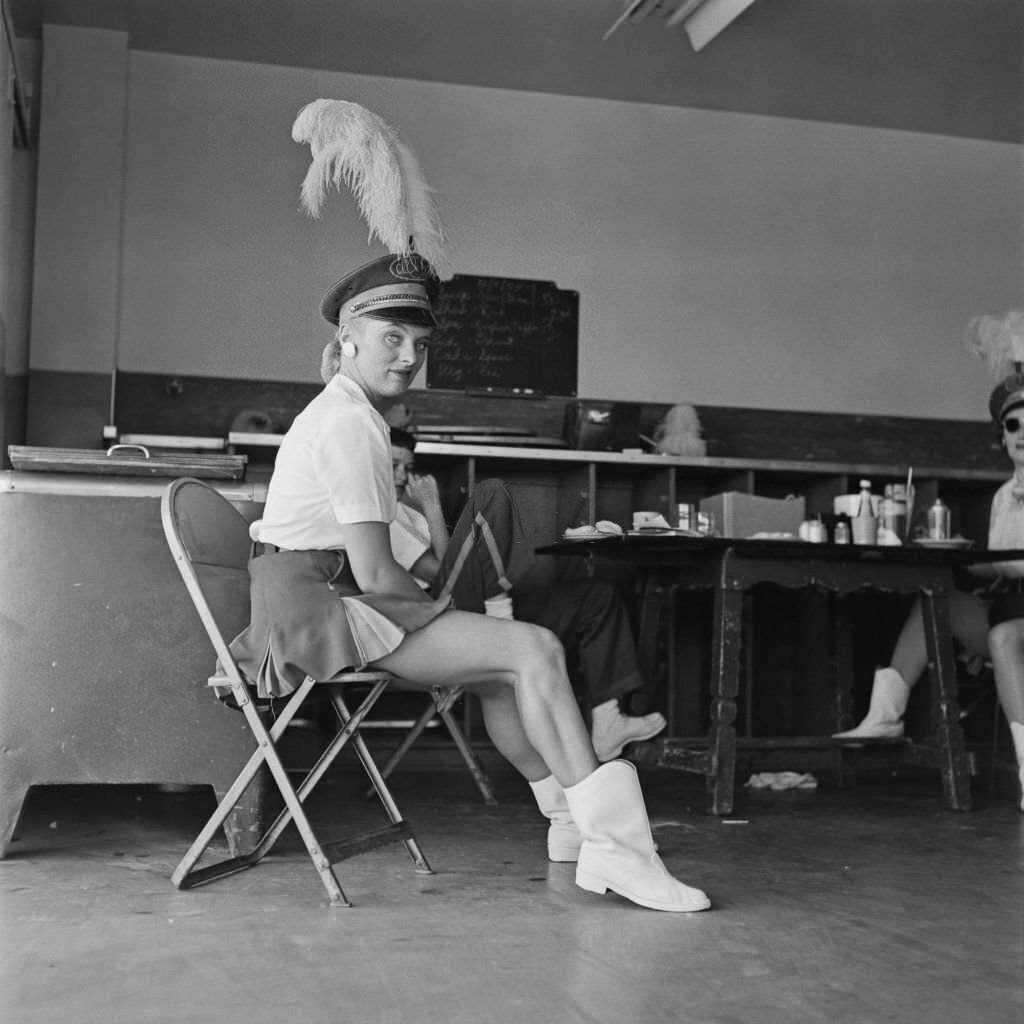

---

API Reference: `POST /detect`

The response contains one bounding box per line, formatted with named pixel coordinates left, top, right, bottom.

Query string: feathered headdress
left=291, top=99, right=448, bottom=275
left=964, top=310, right=1024, bottom=382
left=964, top=310, right=1024, bottom=421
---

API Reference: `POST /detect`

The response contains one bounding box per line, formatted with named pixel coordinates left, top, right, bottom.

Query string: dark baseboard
left=112, top=370, right=1003, bottom=471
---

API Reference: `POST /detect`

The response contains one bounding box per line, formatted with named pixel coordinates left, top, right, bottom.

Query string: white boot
left=590, top=699, right=667, bottom=762
left=1009, top=722, right=1024, bottom=813
left=563, top=760, right=710, bottom=913
left=528, top=775, right=582, bottom=862
left=832, top=667, right=911, bottom=742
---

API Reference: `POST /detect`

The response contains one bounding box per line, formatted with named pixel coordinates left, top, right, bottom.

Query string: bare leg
left=375, top=611, right=709, bottom=912
left=891, top=590, right=990, bottom=688
left=835, top=589, right=992, bottom=740
left=987, top=619, right=1024, bottom=724
left=371, top=610, right=598, bottom=786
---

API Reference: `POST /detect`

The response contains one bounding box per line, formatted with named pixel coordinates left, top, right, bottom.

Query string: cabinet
left=0, top=472, right=269, bottom=857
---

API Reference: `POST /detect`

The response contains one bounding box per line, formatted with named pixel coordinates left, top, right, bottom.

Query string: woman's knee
left=510, top=621, right=567, bottom=679
left=988, top=619, right=1024, bottom=658
left=471, top=478, right=515, bottom=510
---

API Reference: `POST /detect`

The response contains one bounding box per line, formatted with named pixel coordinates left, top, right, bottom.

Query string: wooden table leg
left=831, top=597, right=856, bottom=788
left=921, top=588, right=972, bottom=811
left=707, top=580, right=742, bottom=815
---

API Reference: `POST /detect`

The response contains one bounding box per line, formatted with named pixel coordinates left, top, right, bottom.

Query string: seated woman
left=229, top=254, right=710, bottom=911
left=834, top=371, right=1024, bottom=810
left=387, top=426, right=667, bottom=762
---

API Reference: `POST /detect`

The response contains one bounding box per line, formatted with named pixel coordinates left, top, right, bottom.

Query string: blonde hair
left=320, top=336, right=342, bottom=384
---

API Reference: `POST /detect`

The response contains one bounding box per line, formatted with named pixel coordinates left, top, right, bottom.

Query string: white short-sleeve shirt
left=390, top=502, right=432, bottom=572
left=251, top=374, right=396, bottom=550
left=987, top=476, right=1024, bottom=578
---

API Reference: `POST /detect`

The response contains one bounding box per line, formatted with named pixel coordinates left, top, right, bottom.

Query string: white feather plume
left=964, top=310, right=1024, bottom=381
left=291, top=99, right=448, bottom=274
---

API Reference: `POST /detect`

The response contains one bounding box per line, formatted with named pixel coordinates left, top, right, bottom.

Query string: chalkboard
left=426, top=274, right=578, bottom=396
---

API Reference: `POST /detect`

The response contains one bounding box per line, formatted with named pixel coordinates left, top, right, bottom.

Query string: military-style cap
left=319, top=253, right=440, bottom=327
left=989, top=372, right=1024, bottom=422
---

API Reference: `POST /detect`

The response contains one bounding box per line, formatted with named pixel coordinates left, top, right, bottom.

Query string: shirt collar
left=328, top=372, right=373, bottom=407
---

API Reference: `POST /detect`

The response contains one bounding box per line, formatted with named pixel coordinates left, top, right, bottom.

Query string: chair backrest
left=161, top=478, right=253, bottom=664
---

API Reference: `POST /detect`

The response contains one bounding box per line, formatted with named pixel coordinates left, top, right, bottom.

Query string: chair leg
left=171, top=677, right=354, bottom=906
left=365, top=686, right=499, bottom=805
left=331, top=691, right=433, bottom=875
left=370, top=700, right=441, bottom=790
left=174, top=677, right=424, bottom=907
left=439, top=703, right=499, bottom=806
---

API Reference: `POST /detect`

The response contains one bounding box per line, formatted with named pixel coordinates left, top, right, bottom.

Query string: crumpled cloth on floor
left=745, top=771, right=818, bottom=791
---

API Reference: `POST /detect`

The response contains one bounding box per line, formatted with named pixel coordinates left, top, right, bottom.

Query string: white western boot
left=590, top=699, right=667, bottom=762
left=562, top=760, right=710, bottom=913
left=832, top=667, right=911, bottom=742
left=1009, top=722, right=1024, bottom=813
left=528, top=775, right=582, bottom=862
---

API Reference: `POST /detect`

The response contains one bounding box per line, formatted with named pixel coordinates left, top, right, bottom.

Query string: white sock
left=592, top=698, right=621, bottom=722
left=1010, top=723, right=1024, bottom=811
left=1010, top=721, right=1024, bottom=765
left=484, top=594, right=514, bottom=620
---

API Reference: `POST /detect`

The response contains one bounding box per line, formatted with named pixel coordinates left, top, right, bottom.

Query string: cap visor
left=361, top=307, right=437, bottom=327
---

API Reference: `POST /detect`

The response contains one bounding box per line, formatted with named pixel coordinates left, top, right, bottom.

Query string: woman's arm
left=403, top=473, right=450, bottom=562
left=340, top=521, right=433, bottom=602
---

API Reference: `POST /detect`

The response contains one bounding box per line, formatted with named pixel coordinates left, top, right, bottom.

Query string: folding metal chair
left=368, top=683, right=498, bottom=805
left=161, top=477, right=433, bottom=907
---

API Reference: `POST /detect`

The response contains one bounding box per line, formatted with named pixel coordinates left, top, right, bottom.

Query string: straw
left=904, top=467, right=914, bottom=540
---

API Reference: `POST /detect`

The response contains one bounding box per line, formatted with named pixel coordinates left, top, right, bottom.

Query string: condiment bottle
left=853, top=479, right=877, bottom=545
left=927, top=498, right=951, bottom=540
left=857, top=479, right=873, bottom=517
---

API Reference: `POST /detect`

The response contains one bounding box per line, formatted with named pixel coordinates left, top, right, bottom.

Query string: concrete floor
left=3, top=757, right=1023, bottom=1024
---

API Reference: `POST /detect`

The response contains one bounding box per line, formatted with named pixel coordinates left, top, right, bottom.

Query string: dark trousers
left=430, top=479, right=644, bottom=708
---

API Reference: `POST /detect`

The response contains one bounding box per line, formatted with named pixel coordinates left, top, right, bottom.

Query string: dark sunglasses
left=1003, top=417, right=1024, bottom=433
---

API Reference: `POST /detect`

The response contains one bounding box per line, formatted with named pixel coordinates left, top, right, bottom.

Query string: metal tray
left=7, top=444, right=247, bottom=480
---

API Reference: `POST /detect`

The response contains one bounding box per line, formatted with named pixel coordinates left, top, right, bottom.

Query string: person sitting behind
left=834, top=372, right=1024, bottom=811
left=387, top=426, right=667, bottom=762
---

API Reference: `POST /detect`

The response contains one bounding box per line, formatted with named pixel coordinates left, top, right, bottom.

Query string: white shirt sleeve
left=390, top=503, right=432, bottom=570
left=313, top=404, right=396, bottom=525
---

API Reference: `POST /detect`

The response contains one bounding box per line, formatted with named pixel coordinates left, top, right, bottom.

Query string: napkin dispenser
left=700, top=491, right=805, bottom=538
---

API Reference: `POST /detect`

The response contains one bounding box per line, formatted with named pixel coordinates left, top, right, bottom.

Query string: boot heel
left=575, top=867, right=609, bottom=895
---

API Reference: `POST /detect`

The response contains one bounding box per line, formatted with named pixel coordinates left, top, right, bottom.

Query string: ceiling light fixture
left=602, top=0, right=759, bottom=52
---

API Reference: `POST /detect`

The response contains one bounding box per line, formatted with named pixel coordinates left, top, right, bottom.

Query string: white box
left=699, top=491, right=806, bottom=538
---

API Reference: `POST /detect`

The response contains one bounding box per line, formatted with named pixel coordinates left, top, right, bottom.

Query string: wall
left=0, top=22, right=36, bottom=458
left=23, top=25, right=1024, bottom=446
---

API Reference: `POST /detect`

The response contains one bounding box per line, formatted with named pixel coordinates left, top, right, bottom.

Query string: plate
left=911, top=537, right=974, bottom=550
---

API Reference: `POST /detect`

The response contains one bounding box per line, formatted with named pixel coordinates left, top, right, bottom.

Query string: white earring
left=341, top=340, right=356, bottom=358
